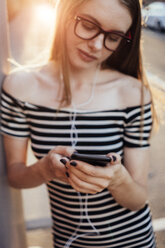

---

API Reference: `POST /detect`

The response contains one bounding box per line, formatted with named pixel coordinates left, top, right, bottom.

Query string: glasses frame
left=74, top=16, right=132, bottom=52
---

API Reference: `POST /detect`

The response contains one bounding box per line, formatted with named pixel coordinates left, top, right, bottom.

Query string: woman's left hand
left=66, top=153, right=124, bottom=194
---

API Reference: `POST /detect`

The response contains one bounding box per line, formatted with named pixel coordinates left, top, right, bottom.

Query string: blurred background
left=1, top=0, right=165, bottom=247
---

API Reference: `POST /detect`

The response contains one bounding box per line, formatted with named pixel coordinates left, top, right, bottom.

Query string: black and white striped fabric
left=1, top=89, right=156, bottom=248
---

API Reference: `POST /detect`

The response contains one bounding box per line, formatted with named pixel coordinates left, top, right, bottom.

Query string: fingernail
left=60, top=159, right=67, bottom=165
left=112, top=156, right=117, bottom=162
left=108, top=157, right=112, bottom=163
left=66, top=172, right=69, bottom=178
left=70, top=161, right=77, bottom=167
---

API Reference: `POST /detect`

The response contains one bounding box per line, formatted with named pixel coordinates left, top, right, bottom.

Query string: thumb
left=107, top=153, right=121, bottom=165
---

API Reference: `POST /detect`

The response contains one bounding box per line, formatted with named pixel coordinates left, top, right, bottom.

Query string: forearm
left=7, top=156, right=48, bottom=189
left=6, top=145, right=73, bottom=189
left=108, top=166, right=147, bottom=211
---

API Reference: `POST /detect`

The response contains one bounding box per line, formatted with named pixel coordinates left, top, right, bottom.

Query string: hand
left=66, top=153, right=124, bottom=194
left=39, top=146, right=75, bottom=183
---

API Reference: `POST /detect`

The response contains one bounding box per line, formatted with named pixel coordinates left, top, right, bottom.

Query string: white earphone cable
left=64, top=193, right=100, bottom=248
left=64, top=66, right=100, bottom=247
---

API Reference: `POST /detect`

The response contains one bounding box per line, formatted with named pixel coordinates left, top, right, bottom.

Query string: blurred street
left=142, top=29, right=165, bottom=248
left=142, top=28, right=165, bottom=82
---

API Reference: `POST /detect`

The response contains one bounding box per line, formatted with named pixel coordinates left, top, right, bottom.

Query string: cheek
left=65, top=22, right=77, bottom=49
left=66, top=37, right=79, bottom=62
left=66, top=31, right=74, bottom=50
left=66, top=31, right=80, bottom=57
left=66, top=19, right=85, bottom=48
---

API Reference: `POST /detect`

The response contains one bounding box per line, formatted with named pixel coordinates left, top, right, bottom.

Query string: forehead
left=77, top=0, right=132, bottom=32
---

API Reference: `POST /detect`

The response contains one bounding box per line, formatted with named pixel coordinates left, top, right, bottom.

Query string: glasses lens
left=75, top=17, right=129, bottom=52
left=105, top=32, right=122, bottom=50
left=76, top=19, right=99, bottom=40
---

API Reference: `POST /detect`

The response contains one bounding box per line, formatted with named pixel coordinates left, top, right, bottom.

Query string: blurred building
left=0, top=2, right=55, bottom=248
left=8, top=0, right=56, bottom=230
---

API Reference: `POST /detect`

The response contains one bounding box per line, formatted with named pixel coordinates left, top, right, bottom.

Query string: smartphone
left=71, top=152, right=111, bottom=167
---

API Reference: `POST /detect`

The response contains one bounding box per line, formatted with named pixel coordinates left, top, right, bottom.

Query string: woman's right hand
left=39, top=146, right=75, bottom=183
left=3, top=134, right=75, bottom=188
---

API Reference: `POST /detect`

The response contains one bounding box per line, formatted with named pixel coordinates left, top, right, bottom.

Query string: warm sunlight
left=35, top=2, right=56, bottom=24
left=29, top=2, right=56, bottom=62
left=9, top=1, right=56, bottom=65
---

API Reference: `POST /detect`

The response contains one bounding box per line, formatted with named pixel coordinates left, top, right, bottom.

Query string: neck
left=68, top=65, right=101, bottom=87
left=72, top=68, right=99, bottom=109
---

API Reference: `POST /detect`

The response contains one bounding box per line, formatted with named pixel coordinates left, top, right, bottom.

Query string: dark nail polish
left=66, top=172, right=69, bottom=178
left=112, top=156, right=117, bottom=162
left=60, top=159, right=67, bottom=165
left=108, top=157, right=112, bottom=163
left=70, top=161, right=77, bottom=167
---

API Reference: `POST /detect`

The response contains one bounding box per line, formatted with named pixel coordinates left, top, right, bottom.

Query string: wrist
left=36, top=155, right=51, bottom=183
left=108, top=164, right=130, bottom=191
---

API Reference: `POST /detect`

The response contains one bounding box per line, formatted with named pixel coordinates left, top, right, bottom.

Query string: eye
left=107, top=33, right=122, bottom=42
left=81, top=20, right=98, bottom=32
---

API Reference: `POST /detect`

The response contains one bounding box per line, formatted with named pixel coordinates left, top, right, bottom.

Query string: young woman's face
left=66, top=0, right=132, bottom=71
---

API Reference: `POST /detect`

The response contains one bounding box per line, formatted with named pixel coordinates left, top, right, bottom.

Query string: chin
left=69, top=58, right=96, bottom=71
left=68, top=49, right=96, bottom=70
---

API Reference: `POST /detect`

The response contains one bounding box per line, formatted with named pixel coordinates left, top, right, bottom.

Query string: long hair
left=50, top=0, right=156, bottom=128
left=50, top=0, right=88, bottom=106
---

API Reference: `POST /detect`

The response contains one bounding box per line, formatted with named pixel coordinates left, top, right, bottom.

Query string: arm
left=109, top=81, right=152, bottom=209
left=1, top=73, right=74, bottom=189
left=107, top=147, right=149, bottom=210
left=3, top=135, right=74, bottom=189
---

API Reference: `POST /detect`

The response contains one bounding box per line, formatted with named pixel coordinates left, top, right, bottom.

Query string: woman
left=1, top=0, right=156, bottom=247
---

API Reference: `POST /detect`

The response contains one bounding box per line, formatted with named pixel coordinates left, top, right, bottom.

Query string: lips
left=78, top=49, right=97, bottom=62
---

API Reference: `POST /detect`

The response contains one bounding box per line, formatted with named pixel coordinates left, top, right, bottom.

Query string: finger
left=49, top=152, right=64, bottom=167
left=69, top=159, right=122, bottom=181
left=68, top=172, right=103, bottom=194
left=68, top=165, right=109, bottom=189
left=107, top=153, right=121, bottom=165
left=42, top=152, right=68, bottom=182
left=60, top=156, right=70, bottom=168
left=51, top=154, right=70, bottom=183
left=53, top=146, right=75, bottom=158
left=69, top=159, right=112, bottom=180
left=69, top=159, right=98, bottom=177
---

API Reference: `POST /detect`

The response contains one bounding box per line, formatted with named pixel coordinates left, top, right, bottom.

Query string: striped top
left=1, top=89, right=156, bottom=248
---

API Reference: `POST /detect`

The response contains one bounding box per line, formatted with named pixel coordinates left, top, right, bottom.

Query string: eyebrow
left=79, top=13, right=126, bottom=35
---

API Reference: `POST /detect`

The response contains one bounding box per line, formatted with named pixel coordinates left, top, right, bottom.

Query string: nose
left=87, top=33, right=104, bottom=51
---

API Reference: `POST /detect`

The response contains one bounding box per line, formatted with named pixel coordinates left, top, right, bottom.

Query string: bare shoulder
left=118, top=74, right=151, bottom=108
left=2, top=69, right=39, bottom=101
left=2, top=61, right=57, bottom=103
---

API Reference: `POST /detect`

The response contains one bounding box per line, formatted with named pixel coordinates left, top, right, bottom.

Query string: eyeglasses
left=74, top=16, right=131, bottom=52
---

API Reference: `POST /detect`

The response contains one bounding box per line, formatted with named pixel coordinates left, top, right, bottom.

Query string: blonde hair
left=50, top=0, right=158, bottom=132
left=50, top=0, right=88, bottom=106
